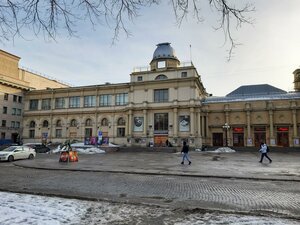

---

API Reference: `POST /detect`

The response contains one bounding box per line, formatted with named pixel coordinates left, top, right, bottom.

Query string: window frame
left=69, top=96, right=81, bottom=108
left=115, top=93, right=128, bottom=106
left=29, top=99, right=39, bottom=110
left=99, top=94, right=112, bottom=106
left=154, top=89, right=169, bottom=103
left=41, top=98, right=52, bottom=110
left=84, top=95, right=96, bottom=107
left=55, top=97, right=65, bottom=109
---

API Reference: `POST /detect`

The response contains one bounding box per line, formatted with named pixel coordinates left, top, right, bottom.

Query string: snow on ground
left=0, top=191, right=298, bottom=225
left=195, top=147, right=236, bottom=153
left=51, top=142, right=108, bottom=154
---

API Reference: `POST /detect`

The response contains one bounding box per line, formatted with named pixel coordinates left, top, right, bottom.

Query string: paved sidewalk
left=14, top=151, right=300, bottom=181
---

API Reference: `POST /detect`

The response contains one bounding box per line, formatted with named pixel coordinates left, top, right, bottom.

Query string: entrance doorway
left=277, top=132, right=289, bottom=147
left=11, top=133, right=19, bottom=143
left=233, top=133, right=244, bottom=146
left=254, top=133, right=266, bottom=147
left=212, top=133, right=223, bottom=146
left=254, top=127, right=266, bottom=147
left=154, top=135, right=168, bottom=147
left=277, top=127, right=289, bottom=147
left=232, top=127, right=244, bottom=147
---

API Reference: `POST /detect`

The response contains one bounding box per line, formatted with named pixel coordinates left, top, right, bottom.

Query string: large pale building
left=22, top=43, right=207, bottom=147
left=2, top=43, right=300, bottom=148
left=0, top=49, right=69, bottom=144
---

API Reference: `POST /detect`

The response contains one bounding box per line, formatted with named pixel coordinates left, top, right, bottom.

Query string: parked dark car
left=24, top=143, right=50, bottom=153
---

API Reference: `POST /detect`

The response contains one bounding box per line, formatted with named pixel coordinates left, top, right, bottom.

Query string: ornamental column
left=128, top=110, right=132, bottom=136
left=173, top=108, right=178, bottom=137
left=269, top=110, right=274, bottom=145
left=190, top=107, right=195, bottom=136
left=143, top=109, right=147, bottom=136
left=197, top=110, right=202, bottom=137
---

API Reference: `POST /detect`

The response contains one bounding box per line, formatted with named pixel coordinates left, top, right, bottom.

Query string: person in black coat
left=181, top=141, right=191, bottom=165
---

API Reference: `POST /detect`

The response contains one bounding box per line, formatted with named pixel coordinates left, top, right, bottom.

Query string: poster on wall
left=133, top=117, right=144, bottom=132
left=179, top=116, right=190, bottom=132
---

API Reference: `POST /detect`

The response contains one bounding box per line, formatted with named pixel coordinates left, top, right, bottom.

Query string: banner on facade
left=133, top=117, right=144, bottom=132
left=179, top=116, right=190, bottom=132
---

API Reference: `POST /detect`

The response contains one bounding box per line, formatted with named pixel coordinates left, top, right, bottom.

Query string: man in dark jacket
left=181, top=141, right=191, bottom=165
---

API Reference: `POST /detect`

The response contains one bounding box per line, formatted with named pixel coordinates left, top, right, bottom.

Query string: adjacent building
left=1, top=43, right=300, bottom=147
left=0, top=49, right=69, bottom=144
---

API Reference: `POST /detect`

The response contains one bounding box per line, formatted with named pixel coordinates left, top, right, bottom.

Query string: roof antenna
left=189, top=44, right=193, bottom=64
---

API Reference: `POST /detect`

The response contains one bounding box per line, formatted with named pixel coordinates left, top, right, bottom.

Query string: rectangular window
left=84, top=96, right=96, bottom=107
left=157, top=61, right=166, bottom=68
left=16, top=122, right=20, bottom=128
left=13, top=95, right=17, bottom=102
left=29, top=99, right=39, bottom=110
left=29, top=130, right=35, bottom=138
left=12, top=108, right=16, bottom=115
left=154, top=89, right=169, bottom=102
left=3, top=106, right=7, bottom=114
left=117, top=128, right=125, bottom=137
left=16, top=109, right=22, bottom=116
left=2, top=120, right=6, bottom=127
left=137, top=76, right=143, bottom=81
left=4, top=93, right=8, bottom=100
left=18, top=96, right=22, bottom=103
left=116, top=93, right=128, bottom=106
left=55, top=98, right=65, bottom=109
left=1, top=132, right=5, bottom=139
left=181, top=72, right=187, bottom=77
left=69, top=96, right=80, bottom=108
left=41, top=99, right=51, bottom=110
left=154, top=113, right=168, bottom=131
left=11, top=121, right=15, bottom=128
left=55, top=129, right=62, bottom=138
left=99, top=94, right=112, bottom=106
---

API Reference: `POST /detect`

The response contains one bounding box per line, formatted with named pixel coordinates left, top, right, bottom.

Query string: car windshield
left=0, top=146, right=18, bottom=152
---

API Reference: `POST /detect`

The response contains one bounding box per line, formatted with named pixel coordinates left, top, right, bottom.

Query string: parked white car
left=0, top=146, right=36, bottom=162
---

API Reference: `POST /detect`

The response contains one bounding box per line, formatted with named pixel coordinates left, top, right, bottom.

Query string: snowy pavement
left=1, top=191, right=299, bottom=225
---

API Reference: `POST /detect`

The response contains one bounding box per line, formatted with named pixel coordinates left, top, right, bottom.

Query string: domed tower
left=293, top=68, right=300, bottom=92
left=150, top=43, right=180, bottom=71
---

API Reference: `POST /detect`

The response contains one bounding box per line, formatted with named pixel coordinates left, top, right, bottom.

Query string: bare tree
left=0, top=0, right=254, bottom=60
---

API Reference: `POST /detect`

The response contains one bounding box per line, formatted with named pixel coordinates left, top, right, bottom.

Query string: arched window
left=56, top=120, right=62, bottom=127
left=42, top=120, right=49, bottom=127
left=101, top=118, right=108, bottom=126
left=155, top=74, right=168, bottom=80
left=85, top=118, right=92, bottom=126
left=70, top=119, right=77, bottom=127
left=29, top=121, right=36, bottom=128
left=117, top=117, right=126, bottom=126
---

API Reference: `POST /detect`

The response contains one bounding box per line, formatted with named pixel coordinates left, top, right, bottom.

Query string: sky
left=0, top=191, right=298, bottom=224
left=1, top=0, right=300, bottom=96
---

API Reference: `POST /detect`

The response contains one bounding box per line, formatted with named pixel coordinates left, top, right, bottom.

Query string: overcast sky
left=1, top=0, right=299, bottom=96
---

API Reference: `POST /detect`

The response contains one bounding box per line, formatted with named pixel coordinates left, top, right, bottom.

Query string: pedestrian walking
left=259, top=142, right=272, bottom=163
left=181, top=141, right=191, bottom=165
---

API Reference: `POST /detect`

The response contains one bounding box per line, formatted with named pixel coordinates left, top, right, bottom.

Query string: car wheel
left=28, top=154, right=34, bottom=160
left=8, top=155, right=14, bottom=162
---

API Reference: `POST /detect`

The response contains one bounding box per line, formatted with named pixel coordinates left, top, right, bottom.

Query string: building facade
left=0, top=49, right=69, bottom=144
left=202, top=82, right=300, bottom=148
left=22, top=43, right=207, bottom=147
left=2, top=43, right=300, bottom=148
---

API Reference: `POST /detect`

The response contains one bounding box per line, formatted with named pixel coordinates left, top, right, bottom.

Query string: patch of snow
left=51, top=144, right=105, bottom=154
left=108, top=143, right=119, bottom=147
left=196, top=147, right=236, bottom=153
left=0, top=191, right=298, bottom=225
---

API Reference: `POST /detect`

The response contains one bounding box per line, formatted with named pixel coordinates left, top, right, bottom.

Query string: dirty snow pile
left=195, top=147, right=236, bottom=153
left=51, top=142, right=113, bottom=154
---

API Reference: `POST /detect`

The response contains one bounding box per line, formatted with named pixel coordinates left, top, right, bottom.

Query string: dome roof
left=152, top=43, right=178, bottom=60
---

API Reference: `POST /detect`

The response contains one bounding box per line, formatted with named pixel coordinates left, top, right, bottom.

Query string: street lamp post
left=222, top=123, right=231, bottom=147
